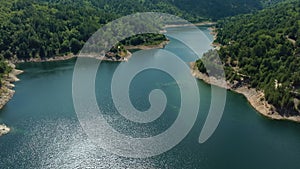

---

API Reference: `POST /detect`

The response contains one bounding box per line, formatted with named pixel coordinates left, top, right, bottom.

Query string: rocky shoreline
left=0, top=63, right=23, bottom=136
left=204, top=25, right=300, bottom=123
left=190, top=62, right=300, bottom=123
left=0, top=63, right=23, bottom=110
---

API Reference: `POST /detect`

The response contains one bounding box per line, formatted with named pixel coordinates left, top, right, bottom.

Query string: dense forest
left=197, top=0, right=300, bottom=115
left=0, top=0, right=274, bottom=60
left=43, top=0, right=267, bottom=21
left=0, top=0, right=273, bottom=84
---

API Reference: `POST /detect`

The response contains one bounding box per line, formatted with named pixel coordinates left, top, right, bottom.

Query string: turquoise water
left=1, top=27, right=300, bottom=168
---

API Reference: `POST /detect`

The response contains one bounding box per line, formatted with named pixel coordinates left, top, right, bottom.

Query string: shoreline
left=164, top=21, right=216, bottom=28
left=13, top=53, right=76, bottom=64
left=202, top=24, right=300, bottom=123
left=190, top=63, right=300, bottom=123
left=0, top=62, right=23, bottom=110
left=3, top=22, right=298, bottom=137
left=12, top=40, right=169, bottom=64
left=0, top=40, right=169, bottom=136
left=0, top=40, right=168, bottom=110
left=208, top=27, right=221, bottom=50
left=0, top=63, right=23, bottom=136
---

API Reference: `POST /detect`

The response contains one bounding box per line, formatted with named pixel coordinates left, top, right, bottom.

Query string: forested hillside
left=0, top=0, right=272, bottom=60
left=198, top=1, right=300, bottom=115
left=44, top=0, right=266, bottom=21
left=169, top=0, right=263, bottom=20
left=0, top=0, right=279, bottom=85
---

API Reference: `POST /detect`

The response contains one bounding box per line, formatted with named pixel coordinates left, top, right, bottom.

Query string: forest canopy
left=197, top=0, right=300, bottom=115
left=0, top=0, right=285, bottom=86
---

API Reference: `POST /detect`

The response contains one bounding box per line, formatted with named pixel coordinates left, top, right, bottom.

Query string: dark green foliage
left=0, top=0, right=267, bottom=61
left=71, top=0, right=266, bottom=21
left=0, top=57, right=11, bottom=87
left=212, top=0, right=300, bottom=115
left=170, top=0, right=263, bottom=21
left=0, top=0, right=170, bottom=60
left=0, top=0, right=104, bottom=59
left=120, top=34, right=166, bottom=46
left=0, top=59, right=10, bottom=75
left=0, top=0, right=283, bottom=87
left=196, top=59, right=207, bottom=74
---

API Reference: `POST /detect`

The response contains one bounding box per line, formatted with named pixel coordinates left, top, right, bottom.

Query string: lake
left=1, top=27, right=300, bottom=169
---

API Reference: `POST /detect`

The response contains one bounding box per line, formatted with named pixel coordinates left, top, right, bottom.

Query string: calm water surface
left=1, top=27, right=300, bottom=169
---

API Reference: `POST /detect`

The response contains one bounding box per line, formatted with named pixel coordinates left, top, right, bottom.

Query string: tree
left=70, top=38, right=82, bottom=54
